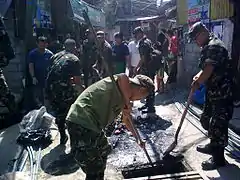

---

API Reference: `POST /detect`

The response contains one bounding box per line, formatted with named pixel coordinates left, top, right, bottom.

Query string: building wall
left=177, top=0, right=234, bottom=85
left=3, top=9, right=25, bottom=94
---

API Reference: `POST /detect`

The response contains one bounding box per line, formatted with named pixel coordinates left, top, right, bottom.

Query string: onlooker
left=112, top=32, right=130, bottom=74
left=128, top=37, right=140, bottom=77
left=28, top=36, right=53, bottom=107
left=167, top=29, right=178, bottom=84
left=156, top=29, right=169, bottom=93
left=48, top=35, right=63, bottom=54
left=95, top=30, right=113, bottom=77
left=82, top=29, right=99, bottom=87
left=133, top=27, right=156, bottom=114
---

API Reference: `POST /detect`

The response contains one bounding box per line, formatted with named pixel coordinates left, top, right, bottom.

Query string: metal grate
left=124, top=171, right=209, bottom=180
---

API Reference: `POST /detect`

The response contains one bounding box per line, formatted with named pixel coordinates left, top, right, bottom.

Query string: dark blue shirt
left=112, top=43, right=129, bottom=63
left=28, top=48, right=53, bottom=87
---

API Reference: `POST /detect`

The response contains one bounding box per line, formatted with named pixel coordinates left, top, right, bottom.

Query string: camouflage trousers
left=67, top=121, right=111, bottom=180
left=140, top=68, right=155, bottom=112
left=0, top=72, right=16, bottom=112
left=200, top=99, right=233, bottom=147
left=47, top=86, right=79, bottom=139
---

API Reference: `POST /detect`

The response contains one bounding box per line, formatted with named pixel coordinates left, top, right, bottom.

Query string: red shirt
left=169, top=36, right=178, bottom=56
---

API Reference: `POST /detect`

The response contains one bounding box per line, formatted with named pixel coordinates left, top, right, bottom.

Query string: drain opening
left=122, top=156, right=193, bottom=179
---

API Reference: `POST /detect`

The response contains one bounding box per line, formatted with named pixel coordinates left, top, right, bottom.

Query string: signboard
left=34, top=0, right=52, bottom=29
left=188, top=0, right=210, bottom=24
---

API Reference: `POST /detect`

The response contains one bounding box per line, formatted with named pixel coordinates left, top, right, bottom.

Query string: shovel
left=163, top=90, right=193, bottom=157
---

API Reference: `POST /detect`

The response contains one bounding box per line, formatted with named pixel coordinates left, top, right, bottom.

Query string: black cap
left=133, top=26, right=143, bottom=34
left=188, top=22, right=207, bottom=42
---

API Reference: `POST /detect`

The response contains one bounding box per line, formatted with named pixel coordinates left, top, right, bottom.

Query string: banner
left=188, top=0, right=210, bottom=24
left=0, top=0, right=12, bottom=16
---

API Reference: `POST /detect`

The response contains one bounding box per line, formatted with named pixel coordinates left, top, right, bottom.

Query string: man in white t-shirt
left=128, top=39, right=140, bottom=77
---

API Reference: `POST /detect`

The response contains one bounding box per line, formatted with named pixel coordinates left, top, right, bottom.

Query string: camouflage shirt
left=46, top=50, right=82, bottom=107
left=82, top=39, right=97, bottom=68
left=138, top=37, right=153, bottom=69
left=199, top=34, right=233, bottom=101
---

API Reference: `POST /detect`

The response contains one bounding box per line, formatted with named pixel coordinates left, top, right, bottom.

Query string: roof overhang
left=0, top=0, right=12, bottom=16
left=116, top=15, right=160, bottom=22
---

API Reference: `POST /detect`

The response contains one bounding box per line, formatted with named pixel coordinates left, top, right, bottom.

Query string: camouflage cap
left=129, top=74, right=155, bottom=92
left=188, top=21, right=208, bottom=42
left=96, top=31, right=105, bottom=38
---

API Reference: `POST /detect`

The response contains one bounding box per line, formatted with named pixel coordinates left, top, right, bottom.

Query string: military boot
left=201, top=147, right=226, bottom=170
left=196, top=142, right=214, bottom=155
left=138, top=104, right=148, bottom=111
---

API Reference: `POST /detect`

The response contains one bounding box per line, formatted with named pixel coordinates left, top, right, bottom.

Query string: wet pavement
left=1, top=89, right=240, bottom=180
left=108, top=107, right=174, bottom=169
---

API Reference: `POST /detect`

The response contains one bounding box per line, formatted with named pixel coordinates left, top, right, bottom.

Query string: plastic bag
left=19, top=106, right=55, bottom=133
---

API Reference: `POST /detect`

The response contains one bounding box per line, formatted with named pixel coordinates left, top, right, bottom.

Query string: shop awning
left=116, top=15, right=160, bottom=22
left=69, top=0, right=106, bottom=28
left=0, top=0, right=12, bottom=16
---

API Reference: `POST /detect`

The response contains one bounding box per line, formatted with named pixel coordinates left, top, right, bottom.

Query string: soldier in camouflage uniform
left=46, top=39, right=84, bottom=145
left=0, top=16, right=16, bottom=113
left=189, top=22, right=234, bottom=170
left=66, top=74, right=154, bottom=180
left=82, top=29, right=100, bottom=87
left=133, top=27, right=156, bottom=114
left=94, top=31, right=113, bottom=77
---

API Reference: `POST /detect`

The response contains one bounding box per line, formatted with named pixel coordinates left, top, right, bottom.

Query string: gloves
left=32, top=77, right=38, bottom=85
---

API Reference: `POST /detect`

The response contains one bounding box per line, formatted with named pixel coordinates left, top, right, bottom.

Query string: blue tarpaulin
left=193, top=84, right=206, bottom=105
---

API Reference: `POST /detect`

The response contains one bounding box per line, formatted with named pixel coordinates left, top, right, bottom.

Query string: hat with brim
left=129, top=77, right=141, bottom=86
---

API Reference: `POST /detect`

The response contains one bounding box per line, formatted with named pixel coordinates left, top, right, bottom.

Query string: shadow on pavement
left=211, top=164, right=240, bottom=180
left=41, top=145, right=80, bottom=176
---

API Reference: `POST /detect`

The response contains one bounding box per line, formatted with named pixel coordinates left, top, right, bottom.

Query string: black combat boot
left=142, top=107, right=156, bottom=114
left=196, top=142, right=214, bottom=155
left=138, top=104, right=148, bottom=111
left=201, top=147, right=226, bottom=170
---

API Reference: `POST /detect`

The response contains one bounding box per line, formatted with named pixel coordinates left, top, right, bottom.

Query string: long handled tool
left=82, top=10, right=153, bottom=165
left=163, top=90, right=193, bottom=157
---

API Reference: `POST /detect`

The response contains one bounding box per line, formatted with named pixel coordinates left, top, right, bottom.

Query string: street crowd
left=0, top=18, right=236, bottom=179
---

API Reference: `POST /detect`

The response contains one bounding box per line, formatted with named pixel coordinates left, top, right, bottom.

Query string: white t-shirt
left=128, top=40, right=140, bottom=67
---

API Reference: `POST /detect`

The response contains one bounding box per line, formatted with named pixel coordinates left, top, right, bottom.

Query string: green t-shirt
left=66, top=75, right=124, bottom=132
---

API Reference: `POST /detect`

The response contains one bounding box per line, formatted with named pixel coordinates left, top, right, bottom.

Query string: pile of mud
left=108, top=107, right=174, bottom=169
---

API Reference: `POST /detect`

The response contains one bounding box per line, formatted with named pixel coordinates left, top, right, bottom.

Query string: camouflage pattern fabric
left=199, top=34, right=234, bottom=148
left=0, top=71, right=16, bottom=112
left=138, top=37, right=155, bottom=112
left=98, top=41, right=113, bottom=78
left=46, top=51, right=83, bottom=137
left=200, top=98, right=233, bottom=147
left=0, top=17, right=16, bottom=112
left=67, top=121, right=111, bottom=180
left=82, top=39, right=99, bottom=87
